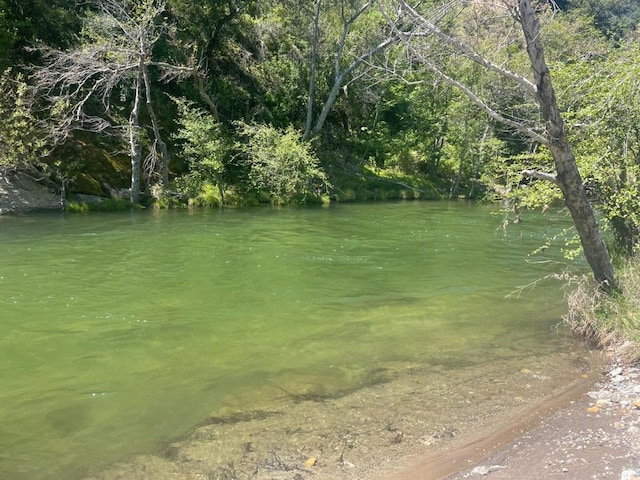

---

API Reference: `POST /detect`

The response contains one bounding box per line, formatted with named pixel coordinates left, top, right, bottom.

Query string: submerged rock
left=470, top=464, right=506, bottom=475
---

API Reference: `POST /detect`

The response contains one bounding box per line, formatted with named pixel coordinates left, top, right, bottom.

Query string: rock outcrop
left=0, top=172, right=61, bottom=214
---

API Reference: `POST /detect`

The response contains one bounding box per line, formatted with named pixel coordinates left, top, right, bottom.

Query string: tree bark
left=128, top=65, right=143, bottom=203
left=304, top=0, right=322, bottom=140
left=142, top=61, right=169, bottom=187
left=517, top=0, right=616, bottom=289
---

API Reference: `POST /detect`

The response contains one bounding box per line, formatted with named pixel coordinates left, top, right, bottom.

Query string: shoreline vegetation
left=565, top=260, right=640, bottom=364
left=63, top=166, right=446, bottom=213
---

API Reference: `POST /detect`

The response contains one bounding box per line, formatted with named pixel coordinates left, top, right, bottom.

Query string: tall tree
left=392, top=0, right=616, bottom=289
left=553, top=35, right=640, bottom=257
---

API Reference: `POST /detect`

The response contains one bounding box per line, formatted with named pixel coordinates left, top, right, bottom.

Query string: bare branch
left=382, top=11, right=549, bottom=146
left=396, top=0, right=537, bottom=95
left=522, top=169, right=557, bottom=183
left=32, top=0, right=186, bottom=202
left=309, top=1, right=403, bottom=136
left=150, top=61, right=196, bottom=81
left=422, top=55, right=548, bottom=144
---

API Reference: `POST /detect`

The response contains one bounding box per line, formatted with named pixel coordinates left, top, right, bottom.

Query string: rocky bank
left=0, top=172, right=61, bottom=214
left=441, top=349, right=640, bottom=480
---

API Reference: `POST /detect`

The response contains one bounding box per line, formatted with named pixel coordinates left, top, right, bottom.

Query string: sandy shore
left=377, top=373, right=596, bottom=479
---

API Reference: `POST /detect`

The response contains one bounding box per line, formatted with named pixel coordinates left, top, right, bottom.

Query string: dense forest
left=1, top=0, right=639, bottom=259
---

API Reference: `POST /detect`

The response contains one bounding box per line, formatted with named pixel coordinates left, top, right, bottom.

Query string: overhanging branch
left=405, top=49, right=549, bottom=145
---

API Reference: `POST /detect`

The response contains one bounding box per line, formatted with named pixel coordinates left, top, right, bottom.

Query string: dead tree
left=34, top=0, right=181, bottom=202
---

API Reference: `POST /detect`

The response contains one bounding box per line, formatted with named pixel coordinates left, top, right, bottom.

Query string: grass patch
left=327, top=166, right=444, bottom=203
left=565, top=257, right=640, bottom=362
left=190, top=182, right=221, bottom=208
left=65, top=198, right=135, bottom=212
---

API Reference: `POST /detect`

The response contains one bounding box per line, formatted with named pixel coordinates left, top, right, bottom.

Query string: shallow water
left=0, top=202, right=583, bottom=479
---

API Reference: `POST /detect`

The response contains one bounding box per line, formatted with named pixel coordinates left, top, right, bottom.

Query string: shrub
left=236, top=122, right=331, bottom=204
left=173, top=98, right=229, bottom=204
left=0, top=70, right=47, bottom=173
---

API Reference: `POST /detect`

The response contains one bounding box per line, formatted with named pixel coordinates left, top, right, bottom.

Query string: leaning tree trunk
left=518, top=0, right=616, bottom=289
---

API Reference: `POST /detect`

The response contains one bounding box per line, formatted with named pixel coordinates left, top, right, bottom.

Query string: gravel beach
left=437, top=350, right=640, bottom=480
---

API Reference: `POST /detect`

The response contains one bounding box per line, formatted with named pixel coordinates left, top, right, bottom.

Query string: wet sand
left=375, top=372, right=597, bottom=479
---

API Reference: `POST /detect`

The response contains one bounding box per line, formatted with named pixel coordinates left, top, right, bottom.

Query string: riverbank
left=445, top=360, right=640, bottom=480
left=81, top=345, right=640, bottom=480
left=382, top=346, right=640, bottom=480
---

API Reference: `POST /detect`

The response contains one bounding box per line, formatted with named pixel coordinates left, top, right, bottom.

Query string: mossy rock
left=48, top=131, right=130, bottom=196
left=74, top=173, right=105, bottom=196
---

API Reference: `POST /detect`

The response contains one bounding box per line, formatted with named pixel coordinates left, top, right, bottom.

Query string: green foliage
left=166, top=0, right=267, bottom=125
left=172, top=98, right=230, bottom=201
left=250, top=4, right=307, bottom=126
left=190, top=182, right=222, bottom=208
left=1, top=0, right=82, bottom=66
left=236, top=122, right=331, bottom=204
left=0, top=70, right=47, bottom=173
left=0, top=2, right=16, bottom=70
left=65, top=201, right=91, bottom=213
left=484, top=149, right=560, bottom=209
left=550, top=34, right=640, bottom=257
left=571, top=0, right=640, bottom=40
left=359, top=78, right=452, bottom=179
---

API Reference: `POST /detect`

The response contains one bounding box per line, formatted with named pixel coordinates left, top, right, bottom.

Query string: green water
left=0, top=201, right=579, bottom=479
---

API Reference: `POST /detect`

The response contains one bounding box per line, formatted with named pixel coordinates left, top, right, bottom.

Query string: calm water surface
left=0, top=202, right=579, bottom=479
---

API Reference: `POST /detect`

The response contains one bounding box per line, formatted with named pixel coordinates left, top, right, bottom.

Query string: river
left=0, top=201, right=591, bottom=479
